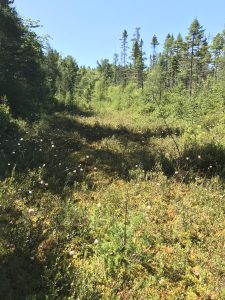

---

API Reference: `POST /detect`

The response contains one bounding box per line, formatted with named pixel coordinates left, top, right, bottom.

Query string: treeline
left=46, top=21, right=225, bottom=112
left=1, top=0, right=225, bottom=119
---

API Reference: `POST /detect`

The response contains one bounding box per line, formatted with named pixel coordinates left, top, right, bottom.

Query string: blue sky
left=15, top=0, right=225, bottom=67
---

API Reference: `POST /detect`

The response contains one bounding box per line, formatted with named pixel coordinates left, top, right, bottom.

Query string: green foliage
left=1, top=103, right=225, bottom=298
left=0, top=104, right=12, bottom=136
left=1, top=5, right=225, bottom=298
left=0, top=3, right=47, bottom=118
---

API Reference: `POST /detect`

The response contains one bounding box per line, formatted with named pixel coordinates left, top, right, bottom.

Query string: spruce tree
left=211, top=33, right=225, bottom=78
left=131, top=39, right=145, bottom=88
left=120, top=30, right=129, bottom=66
left=150, top=35, right=159, bottom=67
left=160, top=34, right=175, bottom=87
left=120, top=29, right=129, bottom=84
left=186, top=18, right=207, bottom=96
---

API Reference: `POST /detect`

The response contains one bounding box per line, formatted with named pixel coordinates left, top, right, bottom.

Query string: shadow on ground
left=0, top=112, right=180, bottom=192
left=0, top=205, right=46, bottom=299
left=1, top=112, right=224, bottom=194
left=0, top=251, right=45, bottom=300
left=178, top=143, right=225, bottom=180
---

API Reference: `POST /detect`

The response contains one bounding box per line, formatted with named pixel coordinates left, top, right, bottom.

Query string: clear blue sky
left=15, top=0, right=225, bottom=67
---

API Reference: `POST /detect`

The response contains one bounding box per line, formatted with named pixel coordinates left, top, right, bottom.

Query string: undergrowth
left=0, top=104, right=225, bottom=299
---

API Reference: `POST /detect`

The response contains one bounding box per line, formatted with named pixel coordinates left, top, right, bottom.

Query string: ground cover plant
left=1, top=108, right=225, bottom=299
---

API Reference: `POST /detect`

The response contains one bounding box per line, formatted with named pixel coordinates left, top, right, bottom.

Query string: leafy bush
left=0, top=104, right=13, bottom=136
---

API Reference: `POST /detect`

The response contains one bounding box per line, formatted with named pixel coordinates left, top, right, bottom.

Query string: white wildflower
left=28, top=208, right=35, bottom=215
left=69, top=250, right=75, bottom=256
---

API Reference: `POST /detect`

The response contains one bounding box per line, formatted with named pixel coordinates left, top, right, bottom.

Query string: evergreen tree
left=211, top=33, right=225, bottom=78
left=132, top=27, right=141, bottom=44
left=120, top=30, right=129, bottom=66
left=186, top=18, right=208, bottom=95
left=130, top=28, right=145, bottom=88
left=120, top=30, right=129, bottom=85
left=150, top=35, right=159, bottom=67
left=131, top=40, right=145, bottom=88
left=172, top=33, right=185, bottom=84
left=160, top=34, right=175, bottom=87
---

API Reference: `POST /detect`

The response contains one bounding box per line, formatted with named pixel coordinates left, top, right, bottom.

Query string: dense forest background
left=1, top=1, right=225, bottom=299
left=1, top=0, right=225, bottom=119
